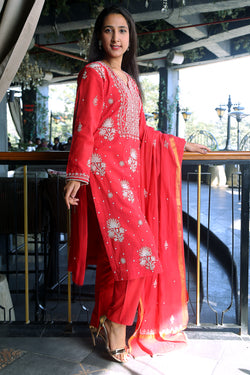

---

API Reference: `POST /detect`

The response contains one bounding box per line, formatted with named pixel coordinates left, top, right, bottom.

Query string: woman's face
left=100, top=13, right=129, bottom=60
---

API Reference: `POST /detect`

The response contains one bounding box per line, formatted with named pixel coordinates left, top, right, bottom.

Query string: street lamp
left=181, top=109, right=192, bottom=122
left=175, top=102, right=191, bottom=137
left=228, top=105, right=249, bottom=150
left=215, top=95, right=232, bottom=150
left=215, top=105, right=226, bottom=120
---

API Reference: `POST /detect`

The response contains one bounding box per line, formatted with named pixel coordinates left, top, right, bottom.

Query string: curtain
left=0, top=0, right=45, bottom=103
left=8, top=97, right=24, bottom=142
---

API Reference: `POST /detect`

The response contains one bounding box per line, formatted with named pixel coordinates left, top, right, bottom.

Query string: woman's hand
left=64, top=180, right=81, bottom=209
left=185, top=142, right=210, bottom=154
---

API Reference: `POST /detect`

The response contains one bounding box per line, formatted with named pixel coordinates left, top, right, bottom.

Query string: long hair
left=88, top=6, right=143, bottom=97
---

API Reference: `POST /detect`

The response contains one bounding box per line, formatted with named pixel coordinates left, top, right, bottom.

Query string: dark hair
left=88, top=6, right=143, bottom=97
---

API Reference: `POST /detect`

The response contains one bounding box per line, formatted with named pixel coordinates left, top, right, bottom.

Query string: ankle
left=106, top=319, right=126, bottom=335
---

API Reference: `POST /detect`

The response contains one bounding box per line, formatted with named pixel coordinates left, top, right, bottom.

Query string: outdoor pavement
left=0, top=328, right=249, bottom=375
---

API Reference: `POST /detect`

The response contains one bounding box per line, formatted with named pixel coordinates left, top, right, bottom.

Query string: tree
left=49, top=83, right=77, bottom=143
left=140, top=74, right=159, bottom=129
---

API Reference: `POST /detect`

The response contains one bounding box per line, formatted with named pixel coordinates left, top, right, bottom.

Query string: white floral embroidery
left=128, top=149, right=137, bottom=172
left=77, top=122, right=82, bottom=132
left=108, top=98, right=114, bottom=104
left=66, top=171, right=89, bottom=181
left=160, top=325, right=185, bottom=336
left=107, top=218, right=125, bottom=242
left=107, top=192, right=113, bottom=198
left=144, top=189, right=148, bottom=198
left=88, top=63, right=106, bottom=79
left=164, top=140, right=168, bottom=148
left=120, top=258, right=126, bottom=264
left=93, top=96, right=98, bottom=106
left=99, top=118, right=116, bottom=141
left=140, top=329, right=157, bottom=335
left=153, top=139, right=156, bottom=147
left=138, top=219, right=143, bottom=226
left=164, top=240, right=168, bottom=250
left=153, top=279, right=157, bottom=288
left=103, top=63, right=140, bottom=140
left=170, top=315, right=175, bottom=324
left=82, top=71, right=87, bottom=79
left=139, top=247, right=156, bottom=271
left=120, top=180, right=134, bottom=203
left=90, top=153, right=106, bottom=176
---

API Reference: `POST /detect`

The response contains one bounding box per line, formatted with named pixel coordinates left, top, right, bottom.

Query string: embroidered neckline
left=100, top=61, right=130, bottom=88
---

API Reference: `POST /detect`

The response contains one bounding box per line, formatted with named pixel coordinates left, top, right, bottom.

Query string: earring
left=98, top=40, right=102, bottom=50
left=127, top=46, right=130, bottom=52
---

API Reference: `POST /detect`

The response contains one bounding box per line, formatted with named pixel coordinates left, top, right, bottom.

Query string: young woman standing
left=64, top=6, right=209, bottom=363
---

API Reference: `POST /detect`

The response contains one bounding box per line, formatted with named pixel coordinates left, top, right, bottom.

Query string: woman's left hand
left=185, top=142, right=210, bottom=154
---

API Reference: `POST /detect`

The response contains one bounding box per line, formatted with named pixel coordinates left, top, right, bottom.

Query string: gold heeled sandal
left=89, top=326, right=97, bottom=347
left=89, top=325, right=106, bottom=347
left=96, top=315, right=129, bottom=363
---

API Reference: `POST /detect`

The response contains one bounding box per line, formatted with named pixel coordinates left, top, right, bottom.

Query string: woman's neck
left=103, top=58, right=122, bottom=71
left=102, top=59, right=128, bottom=85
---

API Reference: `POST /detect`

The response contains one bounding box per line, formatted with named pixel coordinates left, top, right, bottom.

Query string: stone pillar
left=0, top=95, right=8, bottom=269
left=36, top=85, right=49, bottom=141
left=167, top=67, right=179, bottom=135
left=22, top=86, right=37, bottom=142
left=158, top=67, right=168, bottom=133
left=0, top=93, right=8, bottom=176
left=158, top=66, right=179, bottom=135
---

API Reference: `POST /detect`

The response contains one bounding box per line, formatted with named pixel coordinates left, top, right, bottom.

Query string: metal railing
left=0, top=151, right=249, bottom=335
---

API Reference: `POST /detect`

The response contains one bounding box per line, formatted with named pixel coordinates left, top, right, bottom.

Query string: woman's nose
left=112, top=30, right=119, bottom=42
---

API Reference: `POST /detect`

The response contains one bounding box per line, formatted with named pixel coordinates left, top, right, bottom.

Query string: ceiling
left=18, top=0, right=250, bottom=85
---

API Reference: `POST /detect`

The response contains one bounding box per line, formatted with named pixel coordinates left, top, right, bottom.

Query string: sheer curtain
left=8, top=97, right=23, bottom=142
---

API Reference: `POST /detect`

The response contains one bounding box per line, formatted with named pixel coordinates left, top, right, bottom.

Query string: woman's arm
left=64, top=180, right=81, bottom=210
left=184, top=142, right=210, bottom=154
left=66, top=65, right=104, bottom=185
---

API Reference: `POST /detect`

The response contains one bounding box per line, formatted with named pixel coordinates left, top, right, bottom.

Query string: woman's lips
left=111, top=45, right=121, bottom=50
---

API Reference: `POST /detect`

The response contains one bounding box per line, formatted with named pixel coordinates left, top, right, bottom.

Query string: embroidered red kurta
left=66, top=61, right=188, bottom=356
left=67, top=61, right=163, bottom=282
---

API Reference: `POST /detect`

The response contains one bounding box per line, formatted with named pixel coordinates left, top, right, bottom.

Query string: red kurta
left=67, top=61, right=163, bottom=282
left=66, top=61, right=188, bottom=356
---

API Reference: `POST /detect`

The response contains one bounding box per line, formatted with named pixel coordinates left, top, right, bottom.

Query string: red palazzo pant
left=90, top=240, right=145, bottom=328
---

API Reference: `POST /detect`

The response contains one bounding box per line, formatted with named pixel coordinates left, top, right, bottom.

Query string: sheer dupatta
left=129, top=126, right=188, bottom=357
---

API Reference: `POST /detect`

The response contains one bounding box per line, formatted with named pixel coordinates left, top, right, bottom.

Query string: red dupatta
left=128, top=126, right=188, bottom=357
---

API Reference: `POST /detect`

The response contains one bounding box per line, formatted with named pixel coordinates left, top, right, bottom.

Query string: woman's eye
left=120, top=29, right=127, bottom=33
left=104, top=28, right=112, bottom=33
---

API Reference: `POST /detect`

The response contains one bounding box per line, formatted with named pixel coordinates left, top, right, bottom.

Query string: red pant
left=90, top=242, right=145, bottom=327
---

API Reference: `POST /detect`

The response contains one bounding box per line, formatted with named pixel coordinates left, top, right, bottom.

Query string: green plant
left=36, top=89, right=50, bottom=138
left=137, top=20, right=179, bottom=55
left=233, top=35, right=250, bottom=52
left=184, top=48, right=205, bottom=63
left=203, top=7, right=245, bottom=33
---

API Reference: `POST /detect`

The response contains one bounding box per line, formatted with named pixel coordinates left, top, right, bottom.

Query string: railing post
left=196, top=164, right=201, bottom=325
left=67, top=209, right=72, bottom=324
left=240, top=164, right=249, bottom=335
left=23, top=165, right=30, bottom=324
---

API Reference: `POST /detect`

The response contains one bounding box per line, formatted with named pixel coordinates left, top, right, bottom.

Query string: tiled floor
left=0, top=329, right=249, bottom=374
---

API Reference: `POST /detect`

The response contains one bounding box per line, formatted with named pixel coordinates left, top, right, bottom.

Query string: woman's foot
left=97, top=316, right=129, bottom=363
left=104, top=319, right=128, bottom=362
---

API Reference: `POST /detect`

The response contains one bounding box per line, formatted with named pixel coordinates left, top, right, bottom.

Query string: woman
left=64, top=6, right=209, bottom=363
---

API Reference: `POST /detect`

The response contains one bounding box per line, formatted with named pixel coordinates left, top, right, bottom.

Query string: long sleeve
left=66, top=66, right=104, bottom=184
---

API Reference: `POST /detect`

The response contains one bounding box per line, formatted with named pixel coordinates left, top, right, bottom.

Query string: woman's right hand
left=64, top=180, right=81, bottom=209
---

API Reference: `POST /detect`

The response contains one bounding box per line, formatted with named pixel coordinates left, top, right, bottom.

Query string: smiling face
left=100, top=13, right=130, bottom=63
